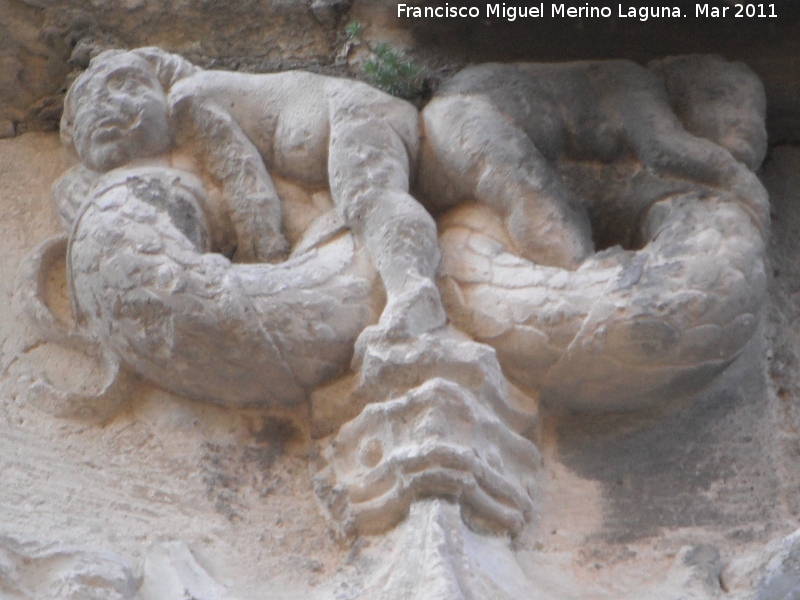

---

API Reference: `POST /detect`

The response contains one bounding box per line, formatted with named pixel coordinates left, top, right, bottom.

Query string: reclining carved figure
left=422, top=55, right=769, bottom=410
left=31, top=47, right=451, bottom=408
left=34, top=49, right=541, bottom=536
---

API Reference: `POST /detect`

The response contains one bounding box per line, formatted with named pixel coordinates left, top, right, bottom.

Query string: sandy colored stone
left=2, top=52, right=800, bottom=600
left=424, top=56, right=769, bottom=411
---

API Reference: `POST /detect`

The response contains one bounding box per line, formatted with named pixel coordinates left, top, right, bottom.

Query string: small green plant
left=344, top=21, right=362, bottom=40
left=363, top=43, right=424, bottom=100
left=339, top=22, right=426, bottom=101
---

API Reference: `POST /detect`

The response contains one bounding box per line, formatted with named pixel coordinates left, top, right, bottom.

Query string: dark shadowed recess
left=549, top=336, right=782, bottom=543
left=400, top=0, right=800, bottom=142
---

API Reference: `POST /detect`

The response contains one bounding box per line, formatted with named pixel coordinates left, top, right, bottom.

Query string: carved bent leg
left=316, top=97, right=541, bottom=542
left=327, top=100, right=446, bottom=355
left=420, top=94, right=593, bottom=270
left=622, top=97, right=770, bottom=236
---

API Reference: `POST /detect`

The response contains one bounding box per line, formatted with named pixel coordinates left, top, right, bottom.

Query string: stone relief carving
left=422, top=55, right=769, bottom=410
left=20, top=47, right=541, bottom=544
left=13, top=48, right=774, bottom=598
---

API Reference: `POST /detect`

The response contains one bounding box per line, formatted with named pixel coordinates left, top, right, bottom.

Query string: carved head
left=650, top=55, right=768, bottom=171
left=61, top=50, right=171, bottom=172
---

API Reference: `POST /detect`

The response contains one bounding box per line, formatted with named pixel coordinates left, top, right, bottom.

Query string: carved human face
left=712, top=81, right=768, bottom=172
left=655, top=56, right=768, bottom=171
left=69, top=53, right=171, bottom=172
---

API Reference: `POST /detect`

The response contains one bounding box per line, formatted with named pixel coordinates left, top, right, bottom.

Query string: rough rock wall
left=4, top=3, right=800, bottom=599
left=0, top=0, right=347, bottom=137
left=3, top=0, right=800, bottom=140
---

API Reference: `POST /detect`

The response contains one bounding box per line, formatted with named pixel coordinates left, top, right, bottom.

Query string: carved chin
left=81, top=128, right=170, bottom=172
left=84, top=142, right=130, bottom=172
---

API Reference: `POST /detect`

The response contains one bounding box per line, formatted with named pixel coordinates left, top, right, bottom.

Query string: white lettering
left=619, top=5, right=681, bottom=19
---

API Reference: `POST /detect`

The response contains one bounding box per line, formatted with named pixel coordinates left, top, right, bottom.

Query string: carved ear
left=60, top=65, right=95, bottom=151
left=131, top=46, right=200, bottom=92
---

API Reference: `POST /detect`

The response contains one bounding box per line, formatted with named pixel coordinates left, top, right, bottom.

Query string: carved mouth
left=91, top=114, right=141, bottom=144
left=92, top=124, right=124, bottom=143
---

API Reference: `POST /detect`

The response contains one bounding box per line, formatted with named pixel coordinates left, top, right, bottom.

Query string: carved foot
left=352, top=275, right=447, bottom=371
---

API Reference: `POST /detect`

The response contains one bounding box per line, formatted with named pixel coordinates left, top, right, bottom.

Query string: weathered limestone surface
left=425, top=56, right=768, bottom=411
left=2, top=0, right=800, bottom=142
left=1, top=43, right=800, bottom=600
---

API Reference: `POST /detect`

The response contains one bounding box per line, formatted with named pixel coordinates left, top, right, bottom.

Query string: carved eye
left=106, top=72, right=149, bottom=94
left=120, top=79, right=141, bottom=93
